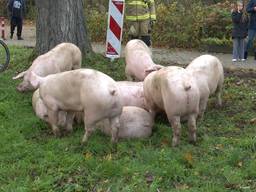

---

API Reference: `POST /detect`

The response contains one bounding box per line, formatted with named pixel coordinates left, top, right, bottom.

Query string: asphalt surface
left=3, top=25, right=256, bottom=70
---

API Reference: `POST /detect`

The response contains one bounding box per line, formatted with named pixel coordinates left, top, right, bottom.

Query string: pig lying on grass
left=99, top=106, right=154, bottom=139
left=13, top=43, right=82, bottom=92
left=144, top=66, right=200, bottom=147
left=76, top=107, right=154, bottom=139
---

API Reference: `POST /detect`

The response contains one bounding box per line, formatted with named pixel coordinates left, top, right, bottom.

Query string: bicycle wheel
left=0, top=39, right=10, bottom=72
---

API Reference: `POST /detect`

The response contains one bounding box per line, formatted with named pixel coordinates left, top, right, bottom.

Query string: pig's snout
left=16, top=83, right=26, bottom=92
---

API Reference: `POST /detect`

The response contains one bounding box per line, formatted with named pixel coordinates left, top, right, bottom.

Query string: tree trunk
left=35, top=0, right=92, bottom=55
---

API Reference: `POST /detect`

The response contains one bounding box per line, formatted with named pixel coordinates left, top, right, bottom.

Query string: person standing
left=7, top=0, right=26, bottom=40
left=232, top=1, right=248, bottom=62
left=245, top=0, right=256, bottom=59
left=125, top=0, right=156, bottom=47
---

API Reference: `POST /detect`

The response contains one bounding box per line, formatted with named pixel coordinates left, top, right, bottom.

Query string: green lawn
left=0, top=46, right=256, bottom=192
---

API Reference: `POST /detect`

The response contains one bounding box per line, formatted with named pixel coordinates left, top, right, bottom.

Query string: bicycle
left=0, top=39, right=10, bottom=72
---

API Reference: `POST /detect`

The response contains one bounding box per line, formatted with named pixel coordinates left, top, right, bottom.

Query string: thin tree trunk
left=35, top=0, right=92, bottom=55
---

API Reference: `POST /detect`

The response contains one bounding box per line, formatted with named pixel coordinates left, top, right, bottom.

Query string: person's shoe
left=244, top=51, right=248, bottom=60
left=17, top=36, right=24, bottom=40
left=241, top=59, right=246, bottom=62
left=232, top=59, right=237, bottom=62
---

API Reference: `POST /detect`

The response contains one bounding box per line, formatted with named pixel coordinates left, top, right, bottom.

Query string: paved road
left=3, top=25, right=256, bottom=69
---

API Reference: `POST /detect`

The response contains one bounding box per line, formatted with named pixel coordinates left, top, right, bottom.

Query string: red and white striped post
left=0, top=17, right=6, bottom=40
left=105, top=0, right=125, bottom=60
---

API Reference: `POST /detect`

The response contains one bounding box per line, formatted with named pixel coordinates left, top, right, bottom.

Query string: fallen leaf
left=215, top=144, right=224, bottom=150
left=104, top=154, right=112, bottom=161
left=250, top=118, right=256, bottom=125
left=236, top=80, right=244, bottom=86
left=237, top=161, right=243, bottom=167
left=67, top=177, right=73, bottom=183
left=175, top=183, right=189, bottom=190
left=84, top=152, right=92, bottom=159
left=184, top=152, right=193, bottom=165
left=161, top=139, right=170, bottom=146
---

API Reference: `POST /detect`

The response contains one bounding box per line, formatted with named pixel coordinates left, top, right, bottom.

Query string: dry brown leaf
left=236, top=80, right=244, bottom=86
left=84, top=152, right=92, bottom=159
left=184, top=152, right=193, bottom=165
left=161, top=139, right=170, bottom=146
left=250, top=118, right=256, bottom=125
left=175, top=183, right=189, bottom=190
left=104, top=154, right=112, bottom=161
left=237, top=161, right=243, bottom=167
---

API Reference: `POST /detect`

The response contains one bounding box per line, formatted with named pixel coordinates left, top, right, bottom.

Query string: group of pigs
left=13, top=40, right=224, bottom=147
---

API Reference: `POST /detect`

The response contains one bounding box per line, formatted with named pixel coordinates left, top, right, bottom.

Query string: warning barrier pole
left=0, top=17, right=6, bottom=40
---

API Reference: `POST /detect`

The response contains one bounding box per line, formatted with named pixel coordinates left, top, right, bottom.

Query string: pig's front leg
left=64, top=112, right=75, bottom=134
left=169, top=116, right=181, bottom=147
left=188, top=114, right=197, bottom=144
left=109, top=116, right=120, bottom=143
left=198, top=96, right=209, bottom=120
left=215, top=85, right=223, bottom=108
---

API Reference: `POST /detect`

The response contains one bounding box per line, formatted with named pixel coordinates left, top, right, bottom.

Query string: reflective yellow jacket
left=125, top=0, right=156, bottom=21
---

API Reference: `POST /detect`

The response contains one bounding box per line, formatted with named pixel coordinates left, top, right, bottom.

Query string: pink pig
left=125, top=39, right=163, bottom=81
left=99, top=106, right=154, bottom=139
left=117, top=81, right=149, bottom=110
left=186, top=55, right=224, bottom=119
left=30, top=69, right=122, bottom=144
left=13, top=43, right=82, bottom=92
left=144, top=66, right=200, bottom=147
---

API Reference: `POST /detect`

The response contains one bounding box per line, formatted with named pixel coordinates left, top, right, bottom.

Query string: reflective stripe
left=126, top=13, right=150, bottom=21
left=150, top=14, right=156, bottom=20
left=127, top=1, right=148, bottom=7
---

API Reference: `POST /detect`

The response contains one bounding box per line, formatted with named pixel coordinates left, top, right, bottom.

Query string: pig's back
left=162, top=70, right=199, bottom=116
left=31, top=43, right=81, bottom=76
left=187, top=55, right=223, bottom=94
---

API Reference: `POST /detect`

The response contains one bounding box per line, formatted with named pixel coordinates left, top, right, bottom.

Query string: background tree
left=35, top=0, right=92, bottom=55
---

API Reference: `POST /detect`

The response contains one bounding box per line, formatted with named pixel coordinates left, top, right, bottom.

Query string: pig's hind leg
left=168, top=116, right=181, bottom=147
left=81, top=114, right=98, bottom=144
left=198, top=94, right=209, bottom=120
left=48, top=109, right=61, bottom=137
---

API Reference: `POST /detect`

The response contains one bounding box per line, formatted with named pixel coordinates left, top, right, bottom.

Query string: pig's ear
left=145, top=65, right=163, bottom=74
left=145, top=67, right=157, bottom=74
left=12, top=70, right=27, bottom=80
left=30, top=72, right=43, bottom=89
left=155, top=64, right=164, bottom=70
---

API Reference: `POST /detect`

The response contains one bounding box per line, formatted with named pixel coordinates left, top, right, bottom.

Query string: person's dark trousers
left=245, top=29, right=256, bottom=59
left=141, top=35, right=151, bottom=47
left=10, top=16, right=23, bottom=39
left=129, top=35, right=139, bottom=40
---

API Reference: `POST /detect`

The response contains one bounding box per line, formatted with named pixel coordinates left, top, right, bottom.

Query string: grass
left=0, top=46, right=256, bottom=191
